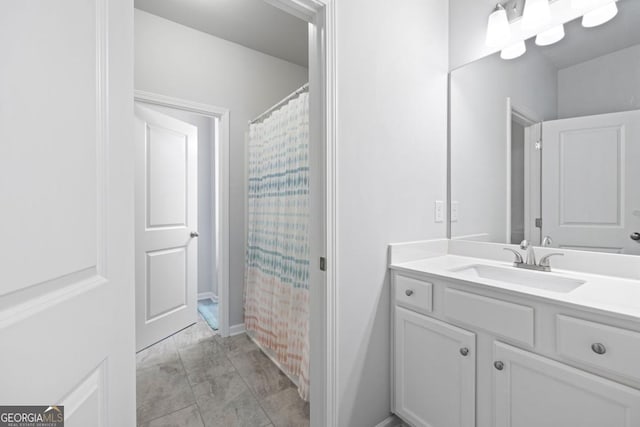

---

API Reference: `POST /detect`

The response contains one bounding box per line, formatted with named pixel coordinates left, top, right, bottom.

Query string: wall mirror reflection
left=450, top=0, right=640, bottom=255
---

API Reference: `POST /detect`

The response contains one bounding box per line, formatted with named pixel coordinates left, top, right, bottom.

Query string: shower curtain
left=244, top=91, right=310, bottom=400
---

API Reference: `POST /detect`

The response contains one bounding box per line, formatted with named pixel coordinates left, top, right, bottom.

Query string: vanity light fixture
left=582, top=1, right=618, bottom=27
left=522, top=0, right=552, bottom=29
left=486, top=4, right=511, bottom=48
left=501, top=40, right=527, bottom=59
left=487, top=0, right=621, bottom=59
left=571, top=0, right=595, bottom=8
left=535, top=24, right=565, bottom=45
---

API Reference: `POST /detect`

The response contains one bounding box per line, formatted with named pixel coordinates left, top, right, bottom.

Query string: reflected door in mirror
left=541, top=109, right=640, bottom=255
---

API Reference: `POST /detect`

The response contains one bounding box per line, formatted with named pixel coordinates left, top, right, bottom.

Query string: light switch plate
left=435, top=200, right=444, bottom=223
left=451, top=201, right=459, bottom=222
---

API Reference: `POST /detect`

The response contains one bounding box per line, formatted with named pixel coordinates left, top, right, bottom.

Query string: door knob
left=494, top=361, right=504, bottom=371
left=591, top=343, right=607, bottom=355
left=405, top=289, right=414, bottom=296
left=460, top=347, right=469, bottom=356
left=190, top=231, right=199, bottom=238
left=630, top=232, right=640, bottom=241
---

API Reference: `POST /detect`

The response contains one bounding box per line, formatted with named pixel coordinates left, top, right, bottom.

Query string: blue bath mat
left=197, top=299, right=218, bottom=331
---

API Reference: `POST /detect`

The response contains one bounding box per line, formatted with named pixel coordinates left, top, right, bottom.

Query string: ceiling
left=538, top=0, right=640, bottom=69
left=134, top=0, right=309, bottom=67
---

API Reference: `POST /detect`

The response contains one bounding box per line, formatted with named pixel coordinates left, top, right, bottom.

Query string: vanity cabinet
left=493, top=342, right=640, bottom=427
left=394, top=307, right=475, bottom=427
left=391, top=271, right=640, bottom=427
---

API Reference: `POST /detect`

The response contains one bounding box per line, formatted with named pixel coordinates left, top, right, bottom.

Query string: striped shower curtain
left=244, top=91, right=310, bottom=400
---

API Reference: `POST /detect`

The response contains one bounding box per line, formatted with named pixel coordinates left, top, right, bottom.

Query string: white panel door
left=0, top=0, right=135, bottom=425
left=135, top=104, right=198, bottom=351
left=542, top=110, right=640, bottom=254
left=493, top=342, right=640, bottom=427
left=395, top=307, right=476, bottom=427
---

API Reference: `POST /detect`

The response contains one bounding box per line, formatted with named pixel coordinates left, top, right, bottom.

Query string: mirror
left=450, top=0, right=640, bottom=255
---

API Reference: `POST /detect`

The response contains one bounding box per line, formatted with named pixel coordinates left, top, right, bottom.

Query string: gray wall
left=135, top=9, right=308, bottom=327
left=142, top=104, right=216, bottom=296
left=449, top=0, right=502, bottom=70
left=335, top=0, right=449, bottom=424
left=558, top=43, right=640, bottom=118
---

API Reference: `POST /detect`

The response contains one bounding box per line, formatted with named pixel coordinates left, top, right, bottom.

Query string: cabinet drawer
left=444, top=288, right=534, bottom=346
left=556, top=315, right=640, bottom=382
left=395, top=275, right=433, bottom=314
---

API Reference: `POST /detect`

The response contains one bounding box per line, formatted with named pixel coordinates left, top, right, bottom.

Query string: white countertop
left=390, top=251, right=640, bottom=322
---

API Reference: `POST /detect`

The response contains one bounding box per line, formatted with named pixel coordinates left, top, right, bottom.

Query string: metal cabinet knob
left=460, top=347, right=469, bottom=356
left=190, top=231, right=200, bottom=238
left=591, top=343, right=607, bottom=355
left=494, top=361, right=504, bottom=371
left=631, top=232, right=640, bottom=241
left=405, top=289, right=414, bottom=296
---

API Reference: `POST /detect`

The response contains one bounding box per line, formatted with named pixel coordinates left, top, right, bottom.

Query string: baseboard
left=197, top=292, right=218, bottom=302
left=374, top=415, right=404, bottom=427
left=229, top=323, right=245, bottom=336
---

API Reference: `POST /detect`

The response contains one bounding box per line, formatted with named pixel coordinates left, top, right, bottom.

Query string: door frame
left=265, top=1, right=337, bottom=426
left=134, top=90, right=231, bottom=337
left=506, top=98, right=539, bottom=244
left=523, top=122, right=542, bottom=245
left=265, top=0, right=338, bottom=427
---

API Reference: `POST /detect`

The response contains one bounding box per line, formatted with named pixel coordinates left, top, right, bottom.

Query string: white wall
left=558, top=43, right=640, bottom=118
left=335, top=0, right=449, bottom=425
left=134, top=9, right=308, bottom=326
left=141, top=103, right=216, bottom=296
left=450, top=48, right=557, bottom=242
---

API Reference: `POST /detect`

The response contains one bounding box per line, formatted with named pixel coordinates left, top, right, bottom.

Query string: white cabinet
left=394, top=307, right=476, bottom=427
left=391, top=271, right=640, bottom=427
left=493, top=342, right=640, bottom=427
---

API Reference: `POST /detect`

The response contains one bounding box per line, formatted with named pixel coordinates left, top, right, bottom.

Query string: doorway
left=507, top=98, right=541, bottom=246
left=134, top=92, right=231, bottom=345
left=134, top=97, right=227, bottom=351
left=132, top=0, right=337, bottom=425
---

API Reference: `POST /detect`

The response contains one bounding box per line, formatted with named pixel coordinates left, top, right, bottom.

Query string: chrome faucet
left=503, top=239, right=564, bottom=272
left=520, top=240, right=536, bottom=265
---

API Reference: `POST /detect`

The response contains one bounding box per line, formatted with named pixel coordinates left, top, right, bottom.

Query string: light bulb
left=522, top=0, right=551, bottom=30
left=501, top=40, right=527, bottom=60
left=535, top=24, right=565, bottom=46
left=486, top=4, right=511, bottom=48
left=582, top=2, right=618, bottom=27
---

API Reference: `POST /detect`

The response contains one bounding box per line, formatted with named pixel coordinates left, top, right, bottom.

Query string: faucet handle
left=539, top=252, right=564, bottom=268
left=504, top=248, right=524, bottom=265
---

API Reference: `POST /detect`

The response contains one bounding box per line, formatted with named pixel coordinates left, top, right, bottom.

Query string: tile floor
left=136, top=316, right=309, bottom=427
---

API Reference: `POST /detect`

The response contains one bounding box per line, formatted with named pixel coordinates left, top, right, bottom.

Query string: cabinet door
left=395, top=307, right=476, bottom=427
left=494, top=342, right=640, bottom=427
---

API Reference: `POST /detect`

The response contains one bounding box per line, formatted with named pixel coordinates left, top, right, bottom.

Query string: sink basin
left=451, top=264, right=585, bottom=293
